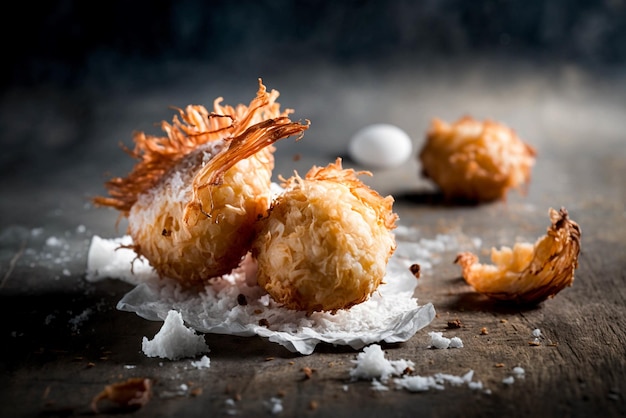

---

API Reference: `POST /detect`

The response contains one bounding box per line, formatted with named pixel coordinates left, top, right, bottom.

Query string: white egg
left=348, top=123, right=413, bottom=169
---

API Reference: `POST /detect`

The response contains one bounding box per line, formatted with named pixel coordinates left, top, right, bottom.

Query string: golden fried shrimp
left=251, top=158, right=398, bottom=313
left=419, top=116, right=536, bottom=202
left=94, top=79, right=309, bottom=286
left=455, top=207, right=581, bottom=304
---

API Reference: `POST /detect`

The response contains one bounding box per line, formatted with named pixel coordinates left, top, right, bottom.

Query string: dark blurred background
left=5, top=0, right=626, bottom=90
left=2, top=0, right=626, bottom=225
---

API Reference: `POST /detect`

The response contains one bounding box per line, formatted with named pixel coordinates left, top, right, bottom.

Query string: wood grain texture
left=1, top=58, right=625, bottom=417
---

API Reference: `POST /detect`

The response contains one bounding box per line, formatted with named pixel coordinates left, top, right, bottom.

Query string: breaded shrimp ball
left=251, top=158, right=398, bottom=313
left=94, top=79, right=309, bottom=287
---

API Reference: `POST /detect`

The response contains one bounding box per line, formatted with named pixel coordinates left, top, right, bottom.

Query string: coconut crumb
left=351, top=344, right=485, bottom=394
left=142, top=310, right=209, bottom=360
left=371, top=379, right=390, bottom=391
left=502, top=376, right=515, bottom=385
left=428, top=332, right=463, bottom=349
left=191, top=355, right=211, bottom=369
left=265, top=397, right=283, bottom=414
left=349, top=344, right=414, bottom=382
left=512, top=366, right=525, bottom=378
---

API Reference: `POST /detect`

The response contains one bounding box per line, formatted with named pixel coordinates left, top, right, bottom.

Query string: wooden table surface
left=1, top=57, right=625, bottom=417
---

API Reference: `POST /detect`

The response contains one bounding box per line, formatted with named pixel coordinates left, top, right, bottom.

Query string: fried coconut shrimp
left=419, top=116, right=536, bottom=202
left=455, top=208, right=581, bottom=304
left=94, top=79, right=309, bottom=286
left=251, top=158, right=398, bottom=313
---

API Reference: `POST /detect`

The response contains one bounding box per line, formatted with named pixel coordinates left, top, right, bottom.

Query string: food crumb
left=480, top=327, right=488, bottom=335
left=141, top=310, right=209, bottom=360
left=502, top=376, right=515, bottom=385
left=302, top=367, right=314, bottom=379
left=371, top=379, right=390, bottom=391
left=191, top=355, right=211, bottom=369
left=309, top=400, right=319, bottom=410
left=512, top=367, right=525, bottom=378
left=265, top=397, right=283, bottom=415
left=447, top=319, right=463, bottom=329
left=429, top=332, right=463, bottom=349
left=409, top=264, right=421, bottom=279
left=91, top=377, right=152, bottom=413
left=495, top=363, right=505, bottom=368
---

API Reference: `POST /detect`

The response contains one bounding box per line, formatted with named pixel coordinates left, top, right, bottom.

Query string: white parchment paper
left=86, top=234, right=435, bottom=355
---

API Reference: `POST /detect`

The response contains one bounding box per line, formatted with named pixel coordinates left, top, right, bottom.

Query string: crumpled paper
left=86, top=235, right=435, bottom=355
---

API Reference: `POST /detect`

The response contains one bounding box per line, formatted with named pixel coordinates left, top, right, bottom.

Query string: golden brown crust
left=93, top=79, right=290, bottom=216
left=419, top=116, right=536, bottom=203
left=252, top=158, right=398, bottom=313
left=93, top=79, right=309, bottom=286
left=455, top=207, right=581, bottom=304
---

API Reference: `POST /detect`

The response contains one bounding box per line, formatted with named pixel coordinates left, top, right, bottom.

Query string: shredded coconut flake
left=265, top=397, right=283, bottom=415
left=86, top=229, right=436, bottom=355
left=191, top=355, right=211, bottom=369
left=142, top=310, right=209, bottom=360
left=502, top=376, right=515, bottom=385
left=512, top=366, right=525, bottom=378
left=428, top=332, right=463, bottom=349
left=350, top=344, right=414, bottom=382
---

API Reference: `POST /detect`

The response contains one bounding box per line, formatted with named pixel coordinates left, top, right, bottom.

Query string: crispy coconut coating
left=419, top=116, right=536, bottom=202
left=251, top=158, right=398, bottom=313
left=455, top=207, right=581, bottom=304
left=94, top=80, right=309, bottom=286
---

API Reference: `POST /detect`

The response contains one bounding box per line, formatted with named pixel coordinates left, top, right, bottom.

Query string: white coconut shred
left=85, top=223, right=479, bottom=355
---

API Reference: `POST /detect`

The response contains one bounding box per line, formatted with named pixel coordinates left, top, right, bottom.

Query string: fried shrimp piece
left=419, top=116, right=536, bottom=202
left=251, top=158, right=398, bottom=313
left=94, top=79, right=309, bottom=286
left=455, top=207, right=581, bottom=304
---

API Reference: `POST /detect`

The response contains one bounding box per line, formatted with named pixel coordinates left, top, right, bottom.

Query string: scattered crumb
left=409, top=264, right=421, bottom=279
left=447, top=319, right=462, bottom=329
left=350, top=344, right=486, bottom=394
left=258, top=318, right=270, bottom=327
left=480, top=327, right=488, bottom=335
left=142, top=310, right=209, bottom=360
left=191, top=355, right=211, bottom=369
left=265, top=397, right=283, bottom=415
left=91, top=377, right=152, bottom=413
left=502, top=376, right=515, bottom=385
left=224, top=398, right=238, bottom=416
left=308, top=400, right=319, bottom=410
left=532, top=328, right=542, bottom=338
left=495, top=363, right=505, bottom=368
left=265, top=357, right=275, bottom=362
left=528, top=340, right=541, bottom=346
left=302, top=367, right=314, bottom=379
left=500, top=319, right=508, bottom=323
left=512, top=367, right=525, bottom=378
left=371, top=379, right=390, bottom=391
left=350, top=344, right=414, bottom=382
left=429, top=332, right=463, bottom=349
